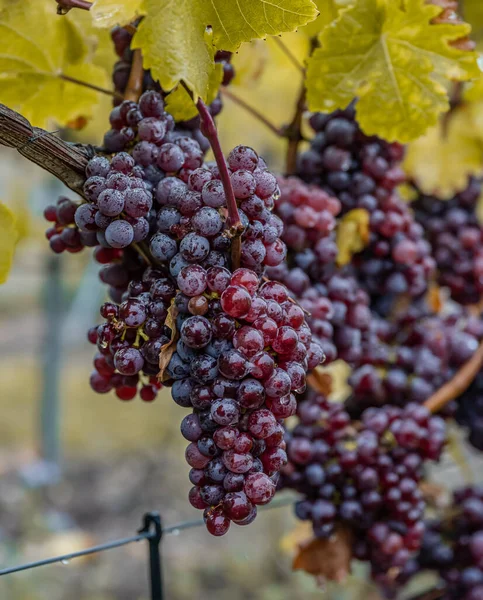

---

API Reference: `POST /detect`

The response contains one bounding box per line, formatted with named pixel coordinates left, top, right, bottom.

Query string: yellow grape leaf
left=465, top=0, right=483, bottom=43
left=165, top=64, right=224, bottom=122
left=133, top=0, right=318, bottom=99
left=306, top=0, right=479, bottom=143
left=336, top=209, right=370, bottom=266
left=0, top=202, right=19, bottom=285
left=404, top=104, right=483, bottom=198
left=0, top=0, right=109, bottom=128
left=69, top=9, right=117, bottom=73
left=90, top=0, right=144, bottom=28
left=302, top=0, right=353, bottom=38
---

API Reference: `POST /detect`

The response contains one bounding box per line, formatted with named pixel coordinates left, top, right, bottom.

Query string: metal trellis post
left=140, top=512, right=164, bottom=600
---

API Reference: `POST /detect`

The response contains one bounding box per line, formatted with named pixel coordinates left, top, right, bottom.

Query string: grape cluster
left=154, top=145, right=285, bottom=276
left=170, top=273, right=323, bottom=535
left=78, top=152, right=154, bottom=248
left=88, top=267, right=175, bottom=401
left=400, top=486, right=483, bottom=600
left=346, top=305, right=483, bottom=416
left=411, top=178, right=483, bottom=305
left=44, top=196, right=96, bottom=254
left=297, top=107, right=435, bottom=297
left=268, top=176, right=372, bottom=366
left=282, top=391, right=446, bottom=580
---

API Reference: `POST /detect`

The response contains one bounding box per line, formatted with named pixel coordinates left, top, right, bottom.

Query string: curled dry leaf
left=307, top=367, right=333, bottom=396
left=336, top=208, right=370, bottom=267
left=420, top=481, right=451, bottom=509
left=293, top=526, right=353, bottom=583
left=158, top=301, right=179, bottom=383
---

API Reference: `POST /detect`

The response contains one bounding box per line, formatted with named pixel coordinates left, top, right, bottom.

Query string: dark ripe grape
left=111, top=152, right=135, bottom=174
left=244, top=473, right=275, bottom=505
left=75, top=203, right=98, bottom=232
left=191, top=207, right=223, bottom=236
left=139, top=90, right=165, bottom=118
left=221, top=285, right=252, bottom=318
left=190, top=354, right=218, bottom=383
left=177, top=265, right=207, bottom=296
left=228, top=146, right=259, bottom=172
left=105, top=220, right=134, bottom=248
left=124, top=188, right=152, bottom=218
left=180, top=232, right=210, bottom=262
left=181, top=414, right=203, bottom=442
left=206, top=266, right=231, bottom=294
left=97, top=189, right=125, bottom=217
left=250, top=351, right=275, bottom=380
left=86, top=156, right=110, bottom=178
left=84, top=176, right=106, bottom=202
left=247, top=409, right=277, bottom=439
left=211, top=398, right=240, bottom=426
left=90, top=371, right=113, bottom=393
left=223, top=492, right=253, bottom=521
left=200, top=484, right=225, bottom=506
left=181, top=316, right=212, bottom=349
left=114, top=347, right=144, bottom=375
left=230, top=268, right=260, bottom=295
left=56, top=198, right=78, bottom=225
left=212, top=313, right=236, bottom=340
left=222, top=449, right=253, bottom=473
left=205, top=507, right=230, bottom=536
left=202, top=180, right=226, bottom=208
left=231, top=170, right=256, bottom=198
left=150, top=233, right=178, bottom=261
left=218, top=350, right=248, bottom=380
left=157, top=143, right=185, bottom=172
left=233, top=326, right=264, bottom=358
left=189, top=168, right=212, bottom=192
left=119, top=298, right=147, bottom=327
left=138, top=117, right=167, bottom=143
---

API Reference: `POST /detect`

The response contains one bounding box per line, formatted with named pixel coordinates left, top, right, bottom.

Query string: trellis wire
left=0, top=495, right=295, bottom=600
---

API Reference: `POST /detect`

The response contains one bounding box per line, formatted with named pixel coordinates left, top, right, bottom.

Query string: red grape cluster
left=297, top=107, right=435, bottom=298
left=88, top=267, right=175, bottom=402
left=282, top=391, right=446, bottom=580
left=398, top=486, right=483, bottom=600
left=268, top=176, right=372, bottom=366
left=411, top=177, right=483, bottom=305
left=170, top=273, right=324, bottom=535
left=44, top=196, right=97, bottom=254
left=346, top=305, right=483, bottom=417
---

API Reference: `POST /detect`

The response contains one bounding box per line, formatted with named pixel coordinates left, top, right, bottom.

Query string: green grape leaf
left=0, top=202, right=19, bottom=285
left=0, top=0, right=109, bottom=128
left=306, top=0, right=479, bottom=143
left=133, top=0, right=318, bottom=100
left=91, top=0, right=144, bottom=28
left=302, top=0, right=353, bottom=38
left=165, top=64, right=224, bottom=122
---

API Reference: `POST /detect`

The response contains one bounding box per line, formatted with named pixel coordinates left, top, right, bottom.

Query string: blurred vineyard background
left=0, top=25, right=482, bottom=600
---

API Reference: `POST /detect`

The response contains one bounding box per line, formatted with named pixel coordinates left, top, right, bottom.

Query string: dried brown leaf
left=158, top=301, right=179, bottom=383
left=293, top=527, right=353, bottom=583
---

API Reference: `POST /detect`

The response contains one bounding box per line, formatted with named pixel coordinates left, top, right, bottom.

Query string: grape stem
left=59, top=74, right=123, bottom=101
left=424, top=340, right=483, bottom=414
left=56, top=0, right=92, bottom=12
left=272, top=37, right=305, bottom=74
left=124, top=50, right=145, bottom=102
left=194, top=94, right=244, bottom=269
left=285, top=81, right=306, bottom=176
left=220, top=89, right=285, bottom=138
